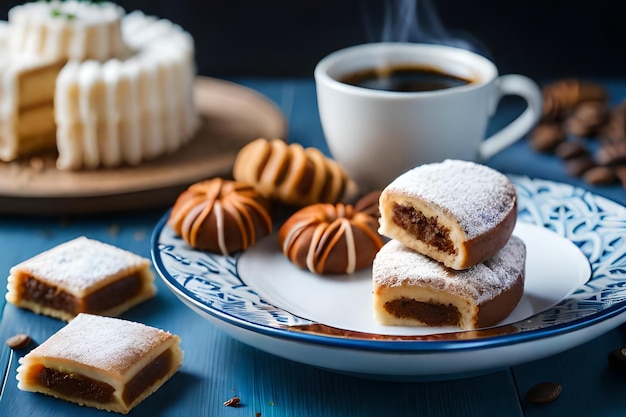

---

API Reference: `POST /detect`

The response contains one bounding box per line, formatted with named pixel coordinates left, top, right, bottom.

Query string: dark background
left=0, top=0, right=624, bottom=80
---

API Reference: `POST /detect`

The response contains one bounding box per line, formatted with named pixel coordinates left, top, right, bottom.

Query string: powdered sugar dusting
left=21, top=313, right=176, bottom=376
left=373, top=235, right=526, bottom=303
left=10, top=236, right=150, bottom=295
left=384, top=160, right=516, bottom=238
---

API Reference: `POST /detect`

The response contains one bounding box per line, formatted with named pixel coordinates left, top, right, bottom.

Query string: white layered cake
left=0, top=1, right=198, bottom=170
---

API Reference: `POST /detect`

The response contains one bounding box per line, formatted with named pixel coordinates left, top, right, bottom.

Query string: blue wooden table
left=1, top=77, right=625, bottom=417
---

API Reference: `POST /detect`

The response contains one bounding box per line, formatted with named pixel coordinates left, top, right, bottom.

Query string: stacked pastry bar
left=374, top=159, right=526, bottom=330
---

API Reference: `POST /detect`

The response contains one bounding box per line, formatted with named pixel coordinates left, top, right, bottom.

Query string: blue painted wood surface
left=0, top=78, right=625, bottom=416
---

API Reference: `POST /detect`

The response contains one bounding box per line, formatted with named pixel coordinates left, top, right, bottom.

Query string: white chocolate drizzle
left=168, top=179, right=273, bottom=256
left=281, top=203, right=382, bottom=275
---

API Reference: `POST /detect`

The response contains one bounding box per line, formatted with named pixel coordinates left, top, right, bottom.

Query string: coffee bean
left=565, top=155, right=596, bottom=177
left=541, top=93, right=562, bottom=122
left=223, top=396, right=241, bottom=407
left=599, top=122, right=626, bottom=143
left=530, top=123, right=566, bottom=153
left=555, top=140, right=590, bottom=160
left=566, top=101, right=609, bottom=137
left=578, top=81, right=609, bottom=103
left=608, top=347, right=626, bottom=372
left=615, top=165, right=626, bottom=188
left=596, top=140, right=626, bottom=166
left=525, top=382, right=562, bottom=404
left=566, top=117, right=594, bottom=137
left=6, top=333, right=31, bottom=349
left=583, top=165, right=617, bottom=185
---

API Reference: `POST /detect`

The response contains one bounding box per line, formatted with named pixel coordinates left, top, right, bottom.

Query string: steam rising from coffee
left=361, top=0, right=490, bottom=58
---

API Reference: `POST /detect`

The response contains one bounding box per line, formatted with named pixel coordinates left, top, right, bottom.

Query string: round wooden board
left=0, top=76, right=287, bottom=215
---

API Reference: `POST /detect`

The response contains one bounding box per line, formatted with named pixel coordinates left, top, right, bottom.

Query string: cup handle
left=479, top=74, right=543, bottom=160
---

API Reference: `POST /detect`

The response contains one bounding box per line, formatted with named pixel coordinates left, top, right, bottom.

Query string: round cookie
left=278, top=194, right=384, bottom=275
left=232, top=137, right=357, bottom=206
left=167, top=178, right=272, bottom=255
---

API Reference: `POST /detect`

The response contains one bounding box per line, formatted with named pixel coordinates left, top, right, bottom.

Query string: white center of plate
left=237, top=222, right=590, bottom=336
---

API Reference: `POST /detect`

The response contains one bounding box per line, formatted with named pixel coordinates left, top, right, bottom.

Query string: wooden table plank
left=251, top=357, right=523, bottom=417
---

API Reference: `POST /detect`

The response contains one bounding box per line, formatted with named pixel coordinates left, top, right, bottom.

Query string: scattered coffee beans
left=541, top=79, right=608, bottom=122
left=6, top=333, right=31, bottom=349
left=529, top=79, right=626, bottom=188
left=525, top=381, right=562, bottom=404
left=223, top=396, right=241, bottom=407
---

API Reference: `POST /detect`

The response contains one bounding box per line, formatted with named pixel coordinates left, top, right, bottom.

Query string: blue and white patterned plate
left=152, top=176, right=626, bottom=379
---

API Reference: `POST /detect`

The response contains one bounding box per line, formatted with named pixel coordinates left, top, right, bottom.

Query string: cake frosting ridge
left=8, top=0, right=129, bottom=61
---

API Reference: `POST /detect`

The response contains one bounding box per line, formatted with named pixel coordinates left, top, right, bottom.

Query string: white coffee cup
left=314, top=42, right=543, bottom=191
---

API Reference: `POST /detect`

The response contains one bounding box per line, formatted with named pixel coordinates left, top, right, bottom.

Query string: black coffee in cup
left=338, top=65, right=473, bottom=92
